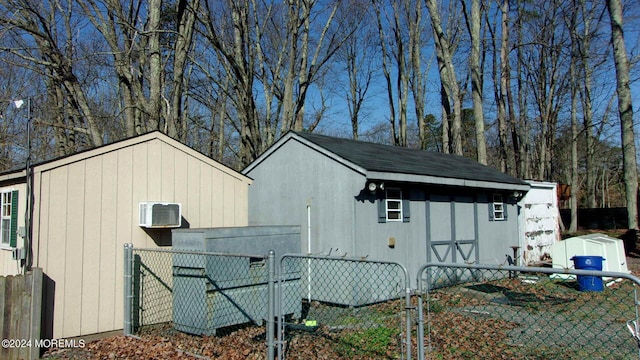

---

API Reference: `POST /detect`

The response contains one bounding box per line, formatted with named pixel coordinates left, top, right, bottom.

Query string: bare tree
left=461, top=0, right=487, bottom=164
left=340, top=3, right=378, bottom=140
left=0, top=0, right=104, bottom=148
left=281, top=0, right=354, bottom=132
left=568, top=1, right=580, bottom=233
left=373, top=0, right=401, bottom=145
left=485, top=2, right=509, bottom=172
left=606, top=0, right=638, bottom=231
left=425, top=0, right=463, bottom=155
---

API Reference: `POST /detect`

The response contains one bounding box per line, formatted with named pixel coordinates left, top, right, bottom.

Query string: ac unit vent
left=139, top=202, right=182, bottom=228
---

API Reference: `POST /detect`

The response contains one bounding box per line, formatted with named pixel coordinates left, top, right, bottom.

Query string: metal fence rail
left=416, top=263, right=640, bottom=360
left=277, top=254, right=411, bottom=360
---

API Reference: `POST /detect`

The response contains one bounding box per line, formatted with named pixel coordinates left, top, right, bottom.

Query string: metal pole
left=123, top=243, right=133, bottom=336
left=416, top=272, right=426, bottom=360
left=24, top=97, right=31, bottom=272
left=267, top=250, right=275, bottom=359
left=405, top=284, right=412, bottom=360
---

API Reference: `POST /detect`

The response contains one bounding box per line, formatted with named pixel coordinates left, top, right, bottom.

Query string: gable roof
left=0, top=131, right=251, bottom=185
left=244, top=131, right=529, bottom=191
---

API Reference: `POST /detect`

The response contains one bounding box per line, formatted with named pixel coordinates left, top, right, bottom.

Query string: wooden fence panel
left=0, top=268, right=43, bottom=360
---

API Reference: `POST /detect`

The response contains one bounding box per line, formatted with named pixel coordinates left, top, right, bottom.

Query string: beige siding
left=82, top=157, right=102, bottom=335
left=45, top=167, right=69, bottom=337
left=25, top=133, right=250, bottom=339
left=98, top=151, right=118, bottom=333
left=64, top=161, right=85, bottom=338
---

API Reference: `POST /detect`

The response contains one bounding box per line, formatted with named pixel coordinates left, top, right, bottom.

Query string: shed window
left=377, top=187, right=410, bottom=223
left=491, top=194, right=505, bottom=221
left=1, top=191, right=18, bottom=247
left=386, top=189, right=403, bottom=222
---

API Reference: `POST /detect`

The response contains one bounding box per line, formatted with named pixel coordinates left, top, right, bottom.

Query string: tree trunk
left=462, top=0, right=487, bottom=164
left=606, top=0, right=638, bottom=230
left=426, top=0, right=462, bottom=155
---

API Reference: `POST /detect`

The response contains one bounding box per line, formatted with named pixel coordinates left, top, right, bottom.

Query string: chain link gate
left=416, top=263, right=640, bottom=359
left=276, top=254, right=412, bottom=360
left=124, top=245, right=415, bottom=359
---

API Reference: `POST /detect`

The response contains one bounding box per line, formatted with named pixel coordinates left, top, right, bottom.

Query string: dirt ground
left=41, top=230, right=640, bottom=360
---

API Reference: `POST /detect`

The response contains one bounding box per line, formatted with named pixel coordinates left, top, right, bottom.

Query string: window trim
left=492, top=193, right=506, bottom=221
left=385, top=188, right=403, bottom=222
left=0, top=190, right=17, bottom=249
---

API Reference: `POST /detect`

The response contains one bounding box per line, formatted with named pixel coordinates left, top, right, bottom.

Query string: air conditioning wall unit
left=139, top=202, right=182, bottom=228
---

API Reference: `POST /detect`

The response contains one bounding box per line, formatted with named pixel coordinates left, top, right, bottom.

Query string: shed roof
left=0, top=131, right=251, bottom=185
left=245, top=131, right=529, bottom=191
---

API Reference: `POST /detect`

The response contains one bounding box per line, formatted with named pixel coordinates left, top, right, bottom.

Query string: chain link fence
left=276, top=255, right=411, bottom=360
left=122, top=243, right=640, bottom=359
left=123, top=245, right=276, bottom=358
left=417, top=263, right=640, bottom=359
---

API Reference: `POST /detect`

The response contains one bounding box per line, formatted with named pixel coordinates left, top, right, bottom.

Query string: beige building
left=0, top=131, right=251, bottom=339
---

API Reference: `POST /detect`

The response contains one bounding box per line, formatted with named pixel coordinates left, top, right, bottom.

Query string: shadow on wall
left=142, top=217, right=190, bottom=246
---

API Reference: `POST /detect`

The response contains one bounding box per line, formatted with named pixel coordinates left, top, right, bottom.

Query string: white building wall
left=519, top=181, right=561, bottom=265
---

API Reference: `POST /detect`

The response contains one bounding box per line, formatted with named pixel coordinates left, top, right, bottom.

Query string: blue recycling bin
left=570, top=256, right=605, bottom=292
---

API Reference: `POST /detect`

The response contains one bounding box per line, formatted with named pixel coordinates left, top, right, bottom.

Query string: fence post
left=405, top=284, right=412, bottom=360
left=416, top=267, right=426, bottom=360
left=267, top=250, right=275, bottom=359
left=123, top=243, right=133, bottom=336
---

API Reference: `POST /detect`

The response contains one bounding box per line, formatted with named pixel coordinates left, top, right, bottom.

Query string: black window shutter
left=402, top=197, right=410, bottom=223
left=377, top=198, right=386, bottom=223
left=10, top=190, right=18, bottom=247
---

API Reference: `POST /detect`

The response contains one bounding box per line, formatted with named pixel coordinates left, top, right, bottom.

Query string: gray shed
left=243, top=132, right=530, bottom=287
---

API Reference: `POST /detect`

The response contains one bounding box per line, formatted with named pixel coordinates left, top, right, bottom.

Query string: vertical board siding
left=98, top=152, right=118, bottom=333
left=81, top=157, right=102, bottom=335
left=223, top=174, right=234, bottom=226
left=15, top=134, right=250, bottom=338
left=174, top=150, right=189, bottom=226
left=187, top=156, right=201, bottom=227
left=64, top=162, right=85, bottom=338
left=161, top=141, right=176, bottom=202
left=46, top=167, right=68, bottom=337
left=200, top=165, right=213, bottom=226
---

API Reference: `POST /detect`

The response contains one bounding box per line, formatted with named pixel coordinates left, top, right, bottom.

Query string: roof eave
left=0, top=169, right=26, bottom=185
left=243, top=132, right=367, bottom=176
left=367, top=171, right=531, bottom=192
